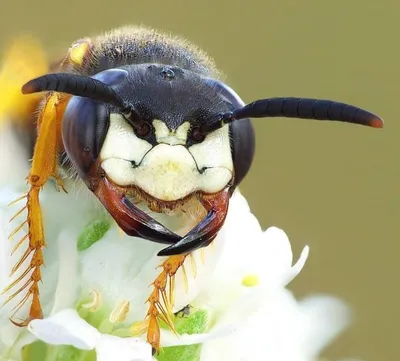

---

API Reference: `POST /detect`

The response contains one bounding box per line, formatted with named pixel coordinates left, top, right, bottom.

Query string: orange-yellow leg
left=146, top=254, right=189, bottom=352
left=2, top=91, right=70, bottom=326
left=145, top=191, right=229, bottom=351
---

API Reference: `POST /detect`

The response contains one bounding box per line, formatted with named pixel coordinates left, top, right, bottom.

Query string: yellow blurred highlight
left=0, top=36, right=49, bottom=126
left=242, top=274, right=259, bottom=287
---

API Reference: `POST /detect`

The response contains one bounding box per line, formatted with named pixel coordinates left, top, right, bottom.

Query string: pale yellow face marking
left=153, top=119, right=191, bottom=145
left=100, top=114, right=152, bottom=165
left=100, top=116, right=234, bottom=202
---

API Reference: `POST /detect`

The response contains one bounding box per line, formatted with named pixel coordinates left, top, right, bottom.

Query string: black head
left=22, top=65, right=384, bottom=195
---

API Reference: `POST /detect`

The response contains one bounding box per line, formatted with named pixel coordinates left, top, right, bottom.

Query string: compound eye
left=204, top=77, right=255, bottom=188
left=62, top=96, right=110, bottom=178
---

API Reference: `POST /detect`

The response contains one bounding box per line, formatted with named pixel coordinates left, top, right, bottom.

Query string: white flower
left=158, top=200, right=350, bottom=361
left=0, top=176, right=225, bottom=361
left=199, top=292, right=351, bottom=361
left=28, top=309, right=153, bottom=361
left=0, top=120, right=352, bottom=361
left=0, top=123, right=29, bottom=185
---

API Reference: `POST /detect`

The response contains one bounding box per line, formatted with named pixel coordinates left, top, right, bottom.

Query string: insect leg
left=146, top=254, right=187, bottom=352
left=145, top=190, right=230, bottom=351
left=3, top=92, right=70, bottom=326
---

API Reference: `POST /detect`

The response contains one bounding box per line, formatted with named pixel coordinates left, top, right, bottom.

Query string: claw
left=93, top=176, right=182, bottom=244
left=51, top=174, right=67, bottom=193
left=158, top=190, right=230, bottom=256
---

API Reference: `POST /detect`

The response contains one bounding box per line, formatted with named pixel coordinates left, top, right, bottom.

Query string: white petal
left=79, top=230, right=165, bottom=322
left=0, top=329, right=36, bottom=361
left=200, top=289, right=351, bottom=361
left=160, top=323, right=236, bottom=347
left=0, top=122, right=29, bottom=185
left=28, top=309, right=101, bottom=350
left=96, top=334, right=152, bottom=361
left=197, top=288, right=281, bottom=361
left=51, top=230, right=79, bottom=314
left=229, top=189, right=251, bottom=213
left=254, top=227, right=294, bottom=285
left=284, top=245, right=310, bottom=286
left=263, top=226, right=294, bottom=266
left=79, top=192, right=250, bottom=321
left=198, top=290, right=298, bottom=361
left=173, top=190, right=259, bottom=311
left=0, top=203, right=36, bottom=320
left=296, top=294, right=351, bottom=357
left=196, top=191, right=263, bottom=288
left=0, top=186, right=77, bottom=321
left=241, top=227, right=309, bottom=290
left=0, top=208, right=14, bottom=311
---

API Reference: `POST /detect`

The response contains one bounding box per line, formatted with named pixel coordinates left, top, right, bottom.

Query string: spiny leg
left=146, top=251, right=213, bottom=352
left=146, top=254, right=188, bottom=352
left=3, top=92, right=70, bottom=326
left=2, top=39, right=93, bottom=324
left=146, top=190, right=230, bottom=351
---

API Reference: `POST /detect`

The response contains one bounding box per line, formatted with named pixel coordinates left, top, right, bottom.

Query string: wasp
left=1, top=26, right=383, bottom=351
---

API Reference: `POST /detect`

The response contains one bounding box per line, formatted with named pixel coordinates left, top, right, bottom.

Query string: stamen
left=109, top=300, right=131, bottom=324
left=181, top=264, right=189, bottom=293
left=169, top=275, right=175, bottom=308
left=81, top=289, right=102, bottom=312
left=130, top=319, right=149, bottom=336
left=200, top=249, right=205, bottom=264
left=189, top=253, right=197, bottom=278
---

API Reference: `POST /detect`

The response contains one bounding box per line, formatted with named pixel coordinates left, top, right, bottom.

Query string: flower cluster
left=0, top=124, right=351, bottom=361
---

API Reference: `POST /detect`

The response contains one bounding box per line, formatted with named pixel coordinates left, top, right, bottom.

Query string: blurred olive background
left=0, top=0, right=398, bottom=360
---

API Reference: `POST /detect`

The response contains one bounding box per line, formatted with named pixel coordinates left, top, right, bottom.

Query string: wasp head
left=21, top=65, right=383, bottom=254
